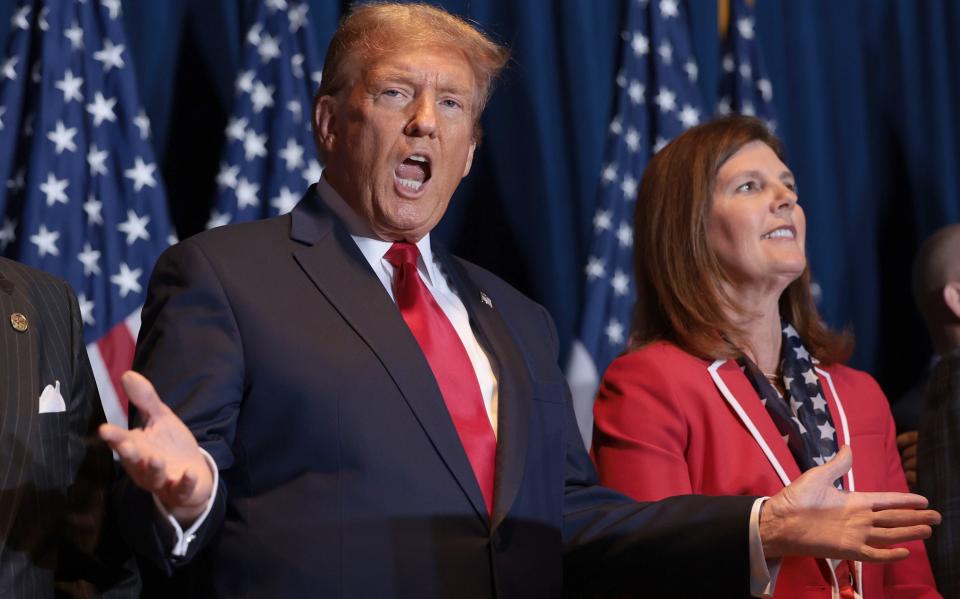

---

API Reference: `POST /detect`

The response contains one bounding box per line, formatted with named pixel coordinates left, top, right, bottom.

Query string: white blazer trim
left=815, top=368, right=855, bottom=491
left=816, top=367, right=864, bottom=596
left=709, top=360, right=863, bottom=598
left=708, top=360, right=792, bottom=487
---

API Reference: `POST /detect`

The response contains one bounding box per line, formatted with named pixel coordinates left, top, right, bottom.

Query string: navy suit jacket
left=119, top=188, right=754, bottom=598
left=918, top=347, right=960, bottom=597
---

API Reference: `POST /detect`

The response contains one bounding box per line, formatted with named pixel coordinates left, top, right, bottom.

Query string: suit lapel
left=435, top=249, right=531, bottom=533
left=709, top=360, right=802, bottom=486
left=288, top=195, right=489, bottom=522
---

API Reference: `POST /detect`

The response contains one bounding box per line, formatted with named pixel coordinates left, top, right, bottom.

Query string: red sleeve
left=591, top=347, right=694, bottom=501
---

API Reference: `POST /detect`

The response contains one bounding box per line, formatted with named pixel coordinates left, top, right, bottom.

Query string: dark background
left=3, top=0, right=956, bottom=414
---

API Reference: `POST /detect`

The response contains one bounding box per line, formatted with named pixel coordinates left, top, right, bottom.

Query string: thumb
left=819, top=444, right=852, bottom=483
left=121, top=370, right=169, bottom=421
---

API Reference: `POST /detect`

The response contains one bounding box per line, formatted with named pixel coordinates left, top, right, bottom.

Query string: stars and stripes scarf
left=738, top=321, right=843, bottom=488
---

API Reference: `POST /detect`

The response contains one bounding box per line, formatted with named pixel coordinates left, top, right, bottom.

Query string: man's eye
left=382, top=89, right=402, bottom=97
left=440, top=99, right=461, bottom=109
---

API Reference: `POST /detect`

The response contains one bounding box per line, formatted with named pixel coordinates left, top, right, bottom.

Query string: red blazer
left=592, top=341, right=939, bottom=598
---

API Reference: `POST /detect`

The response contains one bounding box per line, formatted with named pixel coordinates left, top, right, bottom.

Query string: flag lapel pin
left=480, top=292, right=493, bottom=308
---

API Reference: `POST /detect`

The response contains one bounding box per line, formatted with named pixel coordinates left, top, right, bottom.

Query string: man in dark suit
left=0, top=258, right=139, bottom=597
left=99, top=4, right=938, bottom=597
left=915, top=223, right=960, bottom=597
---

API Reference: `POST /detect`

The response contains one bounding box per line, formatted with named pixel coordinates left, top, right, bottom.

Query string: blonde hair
left=317, top=3, right=509, bottom=130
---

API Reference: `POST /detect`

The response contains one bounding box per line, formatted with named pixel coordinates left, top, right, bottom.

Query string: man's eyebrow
left=367, top=68, right=472, bottom=96
left=367, top=69, right=417, bottom=85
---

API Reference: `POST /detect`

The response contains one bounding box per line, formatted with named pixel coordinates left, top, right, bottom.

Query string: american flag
left=0, top=0, right=175, bottom=427
left=208, top=0, right=324, bottom=228
left=566, top=0, right=705, bottom=447
left=717, top=0, right=777, bottom=125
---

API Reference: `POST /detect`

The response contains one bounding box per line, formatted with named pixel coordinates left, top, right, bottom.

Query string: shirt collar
left=315, top=175, right=440, bottom=287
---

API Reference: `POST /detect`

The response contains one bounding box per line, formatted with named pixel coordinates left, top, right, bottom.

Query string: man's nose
left=405, top=95, right=437, bottom=138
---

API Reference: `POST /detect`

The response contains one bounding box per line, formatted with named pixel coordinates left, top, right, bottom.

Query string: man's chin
left=371, top=222, right=433, bottom=244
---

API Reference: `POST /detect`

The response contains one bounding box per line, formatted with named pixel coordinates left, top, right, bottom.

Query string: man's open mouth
left=395, top=154, right=432, bottom=193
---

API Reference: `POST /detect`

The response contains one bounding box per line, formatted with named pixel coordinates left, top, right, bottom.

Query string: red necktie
left=385, top=242, right=497, bottom=514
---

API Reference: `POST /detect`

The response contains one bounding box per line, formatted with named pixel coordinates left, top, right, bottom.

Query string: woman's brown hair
left=630, top=115, right=852, bottom=364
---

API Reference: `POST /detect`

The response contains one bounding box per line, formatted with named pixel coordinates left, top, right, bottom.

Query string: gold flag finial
left=719, top=0, right=730, bottom=39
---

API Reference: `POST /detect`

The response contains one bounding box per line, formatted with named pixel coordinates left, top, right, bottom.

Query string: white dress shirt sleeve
left=749, top=497, right=782, bottom=597
left=153, top=447, right=220, bottom=557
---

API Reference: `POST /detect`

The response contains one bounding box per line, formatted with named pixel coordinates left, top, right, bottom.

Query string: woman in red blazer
left=592, top=116, right=939, bottom=598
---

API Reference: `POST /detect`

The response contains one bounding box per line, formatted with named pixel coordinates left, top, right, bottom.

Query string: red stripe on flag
left=96, top=322, right=136, bottom=416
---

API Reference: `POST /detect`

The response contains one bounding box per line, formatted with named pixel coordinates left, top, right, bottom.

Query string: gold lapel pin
left=10, top=312, right=28, bottom=332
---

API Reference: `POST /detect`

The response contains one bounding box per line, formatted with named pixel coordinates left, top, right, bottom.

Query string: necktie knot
left=385, top=241, right=420, bottom=269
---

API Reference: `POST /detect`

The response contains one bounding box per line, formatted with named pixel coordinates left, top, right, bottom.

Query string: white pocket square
left=39, top=380, right=66, bottom=414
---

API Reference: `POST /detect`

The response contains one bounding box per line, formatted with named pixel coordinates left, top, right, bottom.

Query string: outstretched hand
left=760, top=445, right=939, bottom=562
left=98, top=371, right=214, bottom=526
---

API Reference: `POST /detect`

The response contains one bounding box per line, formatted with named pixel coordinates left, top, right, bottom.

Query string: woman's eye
left=736, top=181, right=758, bottom=192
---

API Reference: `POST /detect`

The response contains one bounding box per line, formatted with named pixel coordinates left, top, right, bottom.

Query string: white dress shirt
left=318, top=177, right=499, bottom=433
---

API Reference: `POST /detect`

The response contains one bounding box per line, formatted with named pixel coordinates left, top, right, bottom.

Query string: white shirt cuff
left=749, top=497, right=782, bottom=598
left=152, top=447, right=219, bottom=558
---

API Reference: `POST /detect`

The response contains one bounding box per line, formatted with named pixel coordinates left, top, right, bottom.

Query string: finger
left=901, top=443, right=917, bottom=459
left=872, top=508, right=939, bottom=527
left=99, top=422, right=131, bottom=446
left=903, top=456, right=917, bottom=470
left=867, top=525, right=932, bottom=546
left=868, top=492, right=929, bottom=511
left=895, top=431, right=919, bottom=448
left=905, top=471, right=917, bottom=487
left=170, top=468, right=199, bottom=502
left=143, top=456, right=170, bottom=490
left=818, top=445, right=853, bottom=482
left=858, top=545, right=911, bottom=563
left=121, top=371, right=170, bottom=421
left=115, top=439, right=143, bottom=465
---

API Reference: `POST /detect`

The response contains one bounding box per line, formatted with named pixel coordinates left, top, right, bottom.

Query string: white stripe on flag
left=565, top=340, right=599, bottom=450
left=87, top=342, right=128, bottom=428
left=125, top=306, right=142, bottom=337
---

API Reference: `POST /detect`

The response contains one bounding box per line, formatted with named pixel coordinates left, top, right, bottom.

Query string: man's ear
left=944, top=281, right=960, bottom=320
left=314, top=95, right=338, bottom=154
left=462, top=140, right=477, bottom=178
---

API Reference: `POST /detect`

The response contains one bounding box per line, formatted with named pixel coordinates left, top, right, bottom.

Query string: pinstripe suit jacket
left=919, top=347, right=960, bottom=599
left=0, top=258, right=138, bottom=598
